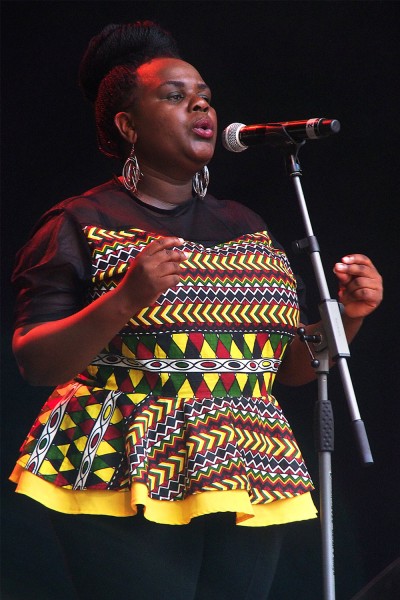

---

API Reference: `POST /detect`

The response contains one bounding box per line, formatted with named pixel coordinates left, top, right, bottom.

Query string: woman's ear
left=114, top=112, right=137, bottom=144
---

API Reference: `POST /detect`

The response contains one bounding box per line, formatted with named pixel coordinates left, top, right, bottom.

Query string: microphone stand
left=278, top=138, right=373, bottom=600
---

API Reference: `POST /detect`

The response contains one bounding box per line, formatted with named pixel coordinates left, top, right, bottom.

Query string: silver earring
left=122, top=144, right=141, bottom=193
left=192, top=165, right=209, bottom=199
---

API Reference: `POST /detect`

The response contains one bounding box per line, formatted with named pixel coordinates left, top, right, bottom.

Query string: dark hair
left=79, top=20, right=180, bottom=159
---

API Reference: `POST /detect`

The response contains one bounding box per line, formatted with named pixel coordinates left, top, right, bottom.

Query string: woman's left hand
left=333, top=254, right=383, bottom=319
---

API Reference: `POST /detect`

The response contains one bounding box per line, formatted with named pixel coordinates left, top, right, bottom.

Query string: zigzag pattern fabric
left=16, top=227, right=314, bottom=508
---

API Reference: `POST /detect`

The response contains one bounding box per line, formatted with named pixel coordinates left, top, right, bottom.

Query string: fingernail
left=184, top=251, right=191, bottom=259
left=335, top=263, right=346, bottom=270
left=178, top=237, right=185, bottom=243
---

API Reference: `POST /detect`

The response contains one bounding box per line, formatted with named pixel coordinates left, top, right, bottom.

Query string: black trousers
left=50, top=509, right=284, bottom=600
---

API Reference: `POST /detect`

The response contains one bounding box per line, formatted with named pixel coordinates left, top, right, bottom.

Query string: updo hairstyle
left=79, top=20, right=180, bottom=160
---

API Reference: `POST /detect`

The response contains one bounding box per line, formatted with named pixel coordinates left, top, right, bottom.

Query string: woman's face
left=128, top=57, right=217, bottom=181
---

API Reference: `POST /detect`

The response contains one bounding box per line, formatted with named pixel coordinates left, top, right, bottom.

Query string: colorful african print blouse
left=11, top=181, right=316, bottom=526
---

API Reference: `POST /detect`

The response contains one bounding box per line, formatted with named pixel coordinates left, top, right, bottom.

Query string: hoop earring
left=192, top=165, right=209, bottom=199
left=122, top=145, right=142, bottom=193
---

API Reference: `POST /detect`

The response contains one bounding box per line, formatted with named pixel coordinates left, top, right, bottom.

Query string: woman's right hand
left=118, top=236, right=188, bottom=310
left=13, top=236, right=188, bottom=386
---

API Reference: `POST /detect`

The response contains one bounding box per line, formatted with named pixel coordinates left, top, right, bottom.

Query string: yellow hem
left=11, top=464, right=134, bottom=516
left=132, top=481, right=317, bottom=527
left=11, top=466, right=318, bottom=526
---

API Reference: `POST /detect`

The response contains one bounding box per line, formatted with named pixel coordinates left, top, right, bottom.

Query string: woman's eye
left=166, top=92, right=211, bottom=104
left=168, top=93, right=184, bottom=102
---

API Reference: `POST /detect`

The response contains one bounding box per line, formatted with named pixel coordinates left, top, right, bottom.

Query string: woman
left=10, top=21, right=382, bottom=600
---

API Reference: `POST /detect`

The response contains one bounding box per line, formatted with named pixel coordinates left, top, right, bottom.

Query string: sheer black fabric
left=12, top=179, right=307, bottom=328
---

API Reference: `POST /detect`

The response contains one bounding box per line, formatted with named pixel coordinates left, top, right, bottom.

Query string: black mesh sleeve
left=12, top=209, right=92, bottom=328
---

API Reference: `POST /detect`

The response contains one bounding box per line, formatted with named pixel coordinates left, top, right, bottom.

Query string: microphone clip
left=297, top=327, right=324, bottom=369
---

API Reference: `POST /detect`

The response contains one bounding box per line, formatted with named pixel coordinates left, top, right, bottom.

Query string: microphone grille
left=221, top=122, right=247, bottom=152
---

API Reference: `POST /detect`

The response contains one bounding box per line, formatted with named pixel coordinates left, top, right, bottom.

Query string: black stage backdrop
left=1, top=2, right=399, bottom=599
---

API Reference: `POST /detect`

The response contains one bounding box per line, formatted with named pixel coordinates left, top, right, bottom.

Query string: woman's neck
left=123, top=168, right=194, bottom=210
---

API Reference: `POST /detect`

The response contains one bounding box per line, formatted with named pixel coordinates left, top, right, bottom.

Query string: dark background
left=1, top=1, right=399, bottom=599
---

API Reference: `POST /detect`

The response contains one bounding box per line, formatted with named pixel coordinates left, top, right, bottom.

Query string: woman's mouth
left=192, top=117, right=214, bottom=139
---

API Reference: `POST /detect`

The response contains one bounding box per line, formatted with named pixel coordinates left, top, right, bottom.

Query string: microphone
left=222, top=118, right=341, bottom=152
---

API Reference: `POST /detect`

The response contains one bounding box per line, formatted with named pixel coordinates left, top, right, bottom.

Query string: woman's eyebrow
left=159, top=80, right=211, bottom=92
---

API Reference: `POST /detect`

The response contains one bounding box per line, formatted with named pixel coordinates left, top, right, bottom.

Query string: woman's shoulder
left=32, top=179, right=127, bottom=231
left=49, top=179, right=121, bottom=215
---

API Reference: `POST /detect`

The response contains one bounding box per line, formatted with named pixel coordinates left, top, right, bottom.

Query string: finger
left=340, top=277, right=382, bottom=296
left=340, top=254, right=375, bottom=267
left=340, top=285, right=382, bottom=306
left=152, top=263, right=186, bottom=294
left=333, top=267, right=352, bottom=286
left=333, top=260, right=380, bottom=282
left=141, top=238, right=188, bottom=267
left=145, top=236, right=185, bottom=257
left=157, top=260, right=188, bottom=279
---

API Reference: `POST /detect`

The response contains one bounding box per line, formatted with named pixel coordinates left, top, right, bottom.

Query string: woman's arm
left=13, top=237, right=187, bottom=386
left=277, top=254, right=383, bottom=386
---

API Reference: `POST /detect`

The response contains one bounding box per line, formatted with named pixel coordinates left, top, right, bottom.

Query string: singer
left=10, top=20, right=383, bottom=600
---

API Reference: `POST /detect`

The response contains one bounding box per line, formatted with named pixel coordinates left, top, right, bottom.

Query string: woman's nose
left=190, top=96, right=209, bottom=112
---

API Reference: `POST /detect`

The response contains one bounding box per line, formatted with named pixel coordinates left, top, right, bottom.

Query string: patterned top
left=11, top=182, right=316, bottom=526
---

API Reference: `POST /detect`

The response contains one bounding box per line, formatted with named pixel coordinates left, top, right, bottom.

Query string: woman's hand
left=333, top=254, right=383, bottom=319
left=13, top=236, right=188, bottom=386
left=118, top=236, right=188, bottom=310
left=277, top=253, right=383, bottom=387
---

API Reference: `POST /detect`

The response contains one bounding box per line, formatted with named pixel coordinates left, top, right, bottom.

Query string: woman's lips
left=192, top=118, right=214, bottom=139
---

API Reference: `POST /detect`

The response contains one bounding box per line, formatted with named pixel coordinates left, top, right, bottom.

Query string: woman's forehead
left=136, top=58, right=206, bottom=88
